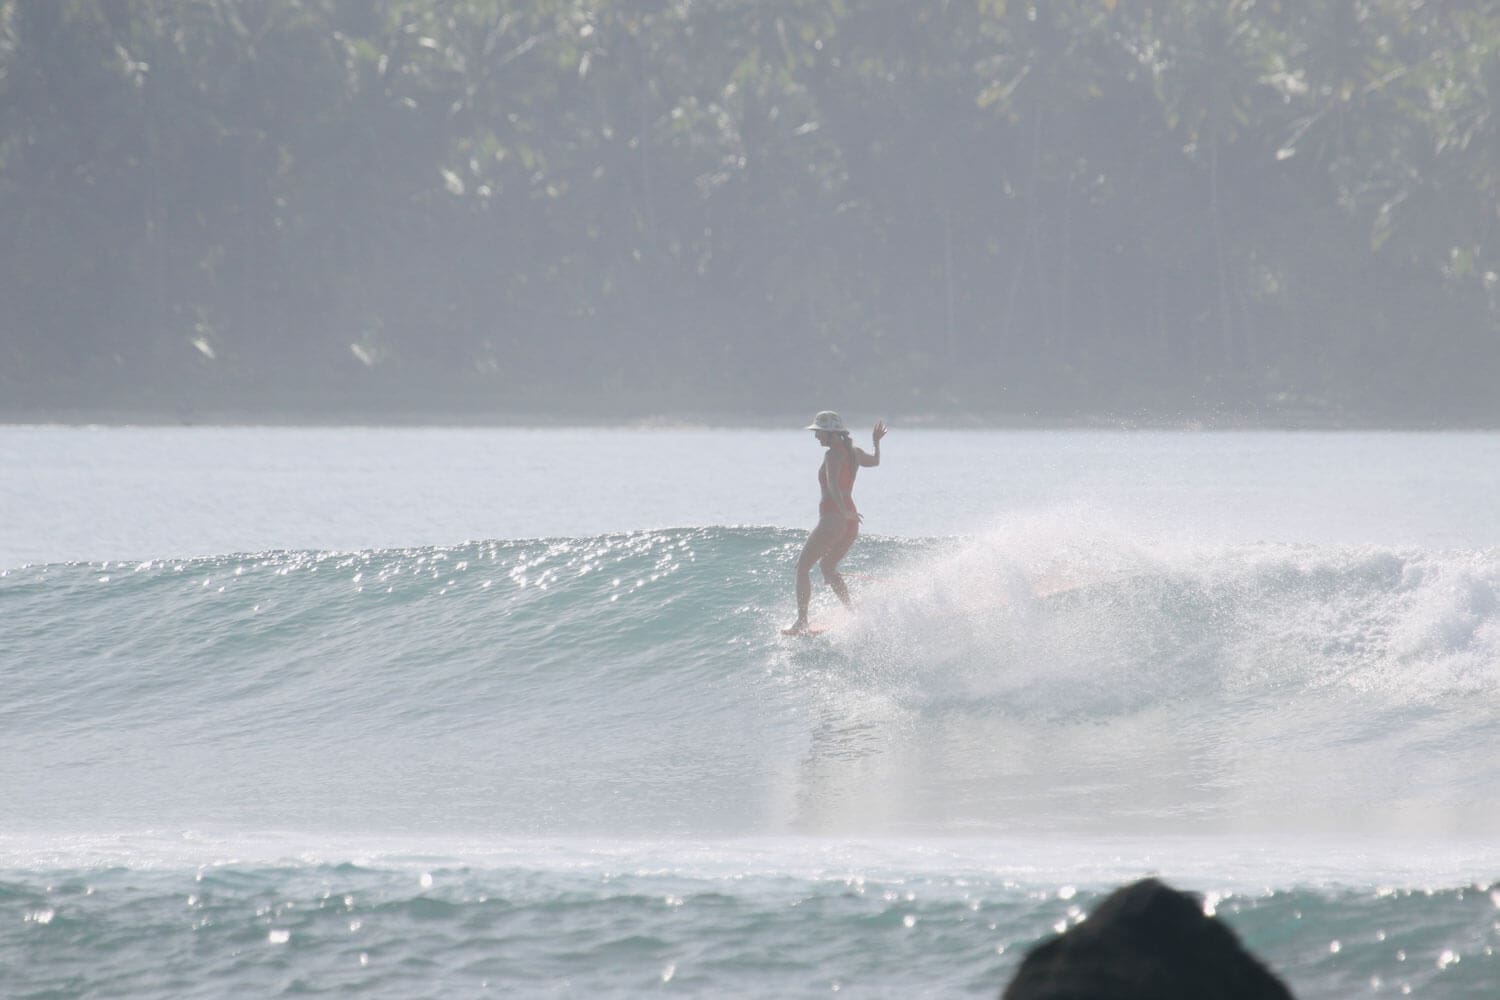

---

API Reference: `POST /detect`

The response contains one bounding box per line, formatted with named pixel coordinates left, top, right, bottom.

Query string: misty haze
left=5, top=4, right=1500, bottom=1000
left=1, top=0, right=1496, bottom=424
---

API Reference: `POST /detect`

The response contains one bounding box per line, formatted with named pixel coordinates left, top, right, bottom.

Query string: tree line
left=1, top=0, right=1496, bottom=423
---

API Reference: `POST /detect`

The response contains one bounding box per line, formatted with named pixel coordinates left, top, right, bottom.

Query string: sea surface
left=3, top=426, right=1500, bottom=997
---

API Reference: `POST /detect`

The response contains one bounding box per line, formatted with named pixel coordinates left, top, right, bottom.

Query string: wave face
left=5, top=523, right=1500, bottom=841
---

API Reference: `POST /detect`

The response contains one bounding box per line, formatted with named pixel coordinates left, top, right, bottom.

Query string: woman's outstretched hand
left=872, top=420, right=888, bottom=445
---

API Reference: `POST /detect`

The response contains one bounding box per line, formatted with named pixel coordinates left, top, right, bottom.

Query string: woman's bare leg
left=820, top=520, right=859, bottom=609
left=791, top=516, right=843, bottom=630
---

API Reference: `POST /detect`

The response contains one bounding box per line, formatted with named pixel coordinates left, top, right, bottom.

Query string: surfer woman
left=785, top=411, right=887, bottom=635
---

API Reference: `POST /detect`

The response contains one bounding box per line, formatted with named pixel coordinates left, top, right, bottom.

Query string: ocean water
left=4, top=426, right=1500, bottom=997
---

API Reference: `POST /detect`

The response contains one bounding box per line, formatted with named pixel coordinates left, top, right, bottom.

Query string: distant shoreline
left=2, top=406, right=1494, bottom=432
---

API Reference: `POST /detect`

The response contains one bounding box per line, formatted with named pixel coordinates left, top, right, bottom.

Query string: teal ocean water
left=4, top=428, right=1500, bottom=996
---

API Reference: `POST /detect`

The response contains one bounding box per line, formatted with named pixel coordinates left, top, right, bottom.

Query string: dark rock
left=1002, top=878, right=1295, bottom=1000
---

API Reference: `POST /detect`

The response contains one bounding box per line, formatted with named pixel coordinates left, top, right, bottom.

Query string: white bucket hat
left=806, top=410, right=848, bottom=433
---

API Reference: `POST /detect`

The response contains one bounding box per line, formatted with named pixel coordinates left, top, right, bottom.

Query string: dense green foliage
left=1, top=0, right=1496, bottom=422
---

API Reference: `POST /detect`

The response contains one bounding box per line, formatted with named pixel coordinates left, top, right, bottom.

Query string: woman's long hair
left=838, top=431, right=856, bottom=479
